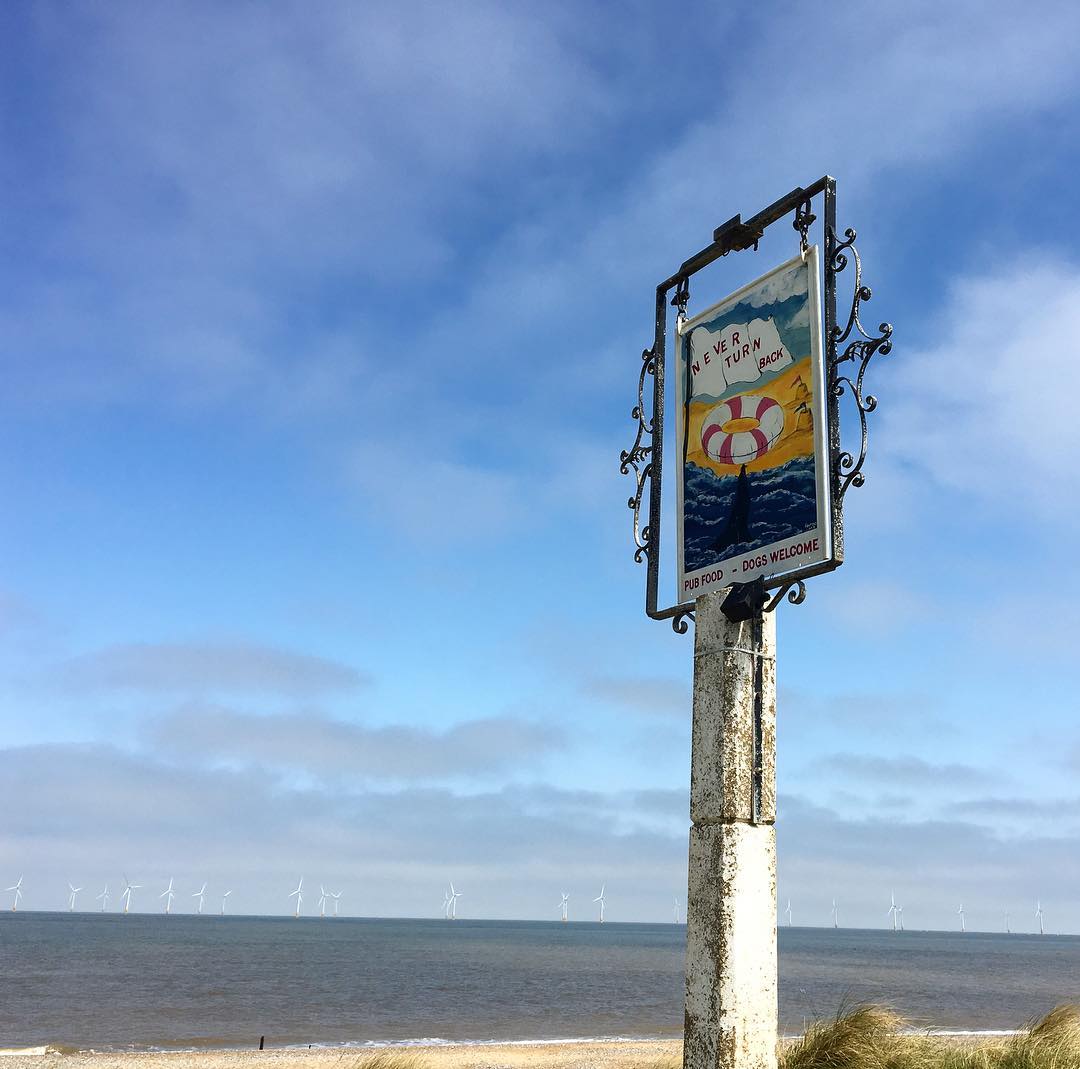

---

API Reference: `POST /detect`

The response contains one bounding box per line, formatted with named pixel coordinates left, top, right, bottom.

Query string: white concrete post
left=683, top=589, right=777, bottom=1069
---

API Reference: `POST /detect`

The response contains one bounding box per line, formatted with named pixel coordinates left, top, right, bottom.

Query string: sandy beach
left=0, top=1033, right=1009, bottom=1069
left=0, top=1043, right=684, bottom=1069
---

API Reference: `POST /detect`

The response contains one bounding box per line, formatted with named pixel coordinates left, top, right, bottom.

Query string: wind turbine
left=593, top=884, right=606, bottom=923
left=67, top=883, right=83, bottom=912
left=447, top=882, right=462, bottom=919
left=1004, top=910, right=1010, bottom=934
left=121, top=875, right=140, bottom=914
left=559, top=892, right=569, bottom=922
left=318, top=886, right=328, bottom=918
left=673, top=897, right=681, bottom=924
left=897, top=905, right=904, bottom=932
left=1035, top=900, right=1045, bottom=935
left=6, top=877, right=23, bottom=912
left=784, top=900, right=792, bottom=927
left=330, top=891, right=341, bottom=917
left=888, top=891, right=899, bottom=932
left=831, top=899, right=838, bottom=929
left=442, top=889, right=452, bottom=918
left=221, top=891, right=232, bottom=915
left=958, top=903, right=966, bottom=933
left=96, top=884, right=110, bottom=912
left=160, top=878, right=175, bottom=914
left=289, top=877, right=304, bottom=918
left=193, top=883, right=207, bottom=914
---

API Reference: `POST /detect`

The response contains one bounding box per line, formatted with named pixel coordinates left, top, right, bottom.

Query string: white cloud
left=6, top=3, right=1080, bottom=931
left=2, top=740, right=1078, bottom=929
left=149, top=704, right=565, bottom=781
left=10, top=3, right=1080, bottom=421
left=5, top=0, right=616, bottom=411
left=807, top=752, right=995, bottom=788
left=0, top=742, right=685, bottom=919
left=776, top=790, right=1080, bottom=932
left=882, top=257, right=1080, bottom=516
left=374, top=4, right=1080, bottom=510
left=53, top=641, right=368, bottom=697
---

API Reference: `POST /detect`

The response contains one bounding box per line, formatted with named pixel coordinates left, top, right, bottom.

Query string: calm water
left=2, top=913, right=1079, bottom=1049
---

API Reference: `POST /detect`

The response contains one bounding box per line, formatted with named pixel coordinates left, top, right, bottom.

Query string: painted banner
left=675, top=247, right=834, bottom=600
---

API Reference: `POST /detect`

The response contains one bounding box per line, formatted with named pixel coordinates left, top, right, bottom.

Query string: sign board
left=675, top=247, right=834, bottom=600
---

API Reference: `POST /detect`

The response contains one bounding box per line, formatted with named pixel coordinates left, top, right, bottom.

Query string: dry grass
left=781, top=1004, right=913, bottom=1069
left=633, top=1058, right=681, bottom=1069
left=780, top=1004, right=1080, bottom=1069
left=330, top=1011, right=1080, bottom=1069
left=347, top=1053, right=430, bottom=1069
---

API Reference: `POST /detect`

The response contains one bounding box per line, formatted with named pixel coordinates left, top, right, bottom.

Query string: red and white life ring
left=701, top=393, right=785, bottom=465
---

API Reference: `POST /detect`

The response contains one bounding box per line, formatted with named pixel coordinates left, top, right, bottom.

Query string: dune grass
left=341, top=1009, right=1080, bottom=1069
left=349, top=1052, right=431, bottom=1069
left=780, top=1003, right=1080, bottom=1069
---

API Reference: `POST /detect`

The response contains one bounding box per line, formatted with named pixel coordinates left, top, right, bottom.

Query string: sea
left=2, top=914, right=1079, bottom=1051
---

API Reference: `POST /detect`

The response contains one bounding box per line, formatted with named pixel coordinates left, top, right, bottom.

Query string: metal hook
left=794, top=198, right=815, bottom=256
left=671, top=278, right=690, bottom=317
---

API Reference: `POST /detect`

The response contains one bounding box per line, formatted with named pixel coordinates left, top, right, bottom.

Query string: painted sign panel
left=675, top=247, right=833, bottom=600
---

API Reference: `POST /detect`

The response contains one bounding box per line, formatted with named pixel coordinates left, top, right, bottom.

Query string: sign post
left=620, top=179, right=892, bottom=1069
left=685, top=595, right=777, bottom=1069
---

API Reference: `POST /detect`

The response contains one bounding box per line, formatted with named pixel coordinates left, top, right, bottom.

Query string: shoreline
left=0, top=1040, right=685, bottom=1069
left=0, top=1027, right=1020, bottom=1064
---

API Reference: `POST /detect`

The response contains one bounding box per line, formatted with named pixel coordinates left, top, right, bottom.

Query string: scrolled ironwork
left=828, top=225, right=892, bottom=502
left=764, top=580, right=806, bottom=613
left=671, top=609, right=694, bottom=634
left=830, top=225, right=857, bottom=274
left=620, top=346, right=657, bottom=565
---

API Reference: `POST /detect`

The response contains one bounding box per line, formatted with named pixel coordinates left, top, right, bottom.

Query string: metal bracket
left=764, top=580, right=807, bottom=613
left=719, top=578, right=767, bottom=623
left=710, top=214, right=764, bottom=255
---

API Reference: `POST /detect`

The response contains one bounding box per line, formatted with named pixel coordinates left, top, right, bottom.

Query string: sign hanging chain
left=672, top=277, right=690, bottom=321
left=793, top=197, right=815, bottom=257
left=672, top=277, right=692, bottom=480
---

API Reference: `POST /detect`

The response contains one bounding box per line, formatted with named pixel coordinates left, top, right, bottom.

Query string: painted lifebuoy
left=701, top=393, right=784, bottom=465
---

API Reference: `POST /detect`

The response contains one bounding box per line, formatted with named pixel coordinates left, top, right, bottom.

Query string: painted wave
left=683, top=456, right=817, bottom=574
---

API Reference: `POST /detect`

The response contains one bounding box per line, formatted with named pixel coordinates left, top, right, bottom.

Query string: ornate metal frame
left=620, top=177, right=892, bottom=631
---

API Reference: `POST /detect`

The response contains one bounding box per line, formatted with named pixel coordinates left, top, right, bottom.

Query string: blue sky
left=3, top=1, right=1080, bottom=931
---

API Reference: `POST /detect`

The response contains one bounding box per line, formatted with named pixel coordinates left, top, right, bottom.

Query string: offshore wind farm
left=1, top=871, right=1063, bottom=943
